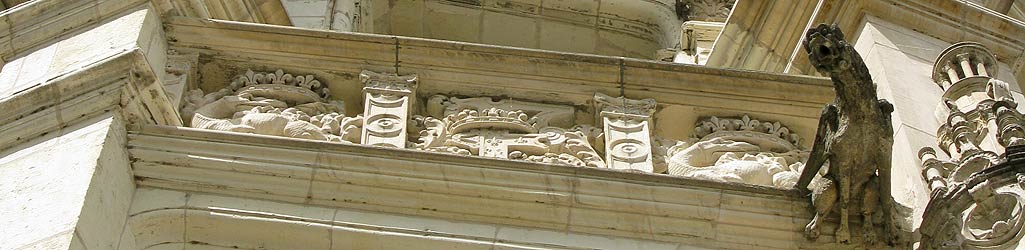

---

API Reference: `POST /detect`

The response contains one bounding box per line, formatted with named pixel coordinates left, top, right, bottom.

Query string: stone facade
left=2, top=0, right=1025, bottom=250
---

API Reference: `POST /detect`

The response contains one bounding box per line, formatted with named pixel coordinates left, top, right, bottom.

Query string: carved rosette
left=181, top=69, right=362, bottom=143
left=360, top=70, right=417, bottom=148
left=595, top=93, right=657, bottom=172
left=409, top=95, right=605, bottom=168
left=919, top=43, right=1025, bottom=249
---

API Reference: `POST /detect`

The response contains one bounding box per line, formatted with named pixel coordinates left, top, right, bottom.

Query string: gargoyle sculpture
left=795, top=24, right=897, bottom=245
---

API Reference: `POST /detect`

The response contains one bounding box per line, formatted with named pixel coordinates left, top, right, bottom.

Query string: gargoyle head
left=804, top=24, right=850, bottom=74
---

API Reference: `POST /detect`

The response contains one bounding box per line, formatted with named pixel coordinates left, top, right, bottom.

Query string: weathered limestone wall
left=852, top=15, right=1024, bottom=231
left=128, top=188, right=681, bottom=250
left=359, top=0, right=679, bottom=59
left=0, top=2, right=173, bottom=250
left=281, top=0, right=360, bottom=31
left=0, top=2, right=166, bottom=100
left=0, top=114, right=134, bottom=250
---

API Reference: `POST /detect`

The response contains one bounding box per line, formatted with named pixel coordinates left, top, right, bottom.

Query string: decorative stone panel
left=595, top=93, right=657, bottom=173
left=664, top=115, right=809, bottom=189
left=410, top=95, right=605, bottom=168
left=181, top=69, right=361, bottom=143
left=360, top=70, right=417, bottom=148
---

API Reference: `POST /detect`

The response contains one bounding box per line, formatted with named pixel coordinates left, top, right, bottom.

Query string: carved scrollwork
left=181, top=69, right=360, bottom=143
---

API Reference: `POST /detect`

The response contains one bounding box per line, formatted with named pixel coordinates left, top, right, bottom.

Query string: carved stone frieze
left=181, top=69, right=362, bottom=143
left=409, top=95, right=605, bottom=168
left=595, top=93, right=657, bottom=173
left=360, top=70, right=417, bottom=148
left=664, top=115, right=810, bottom=189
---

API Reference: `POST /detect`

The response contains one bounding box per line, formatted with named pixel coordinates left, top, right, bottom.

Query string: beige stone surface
left=853, top=16, right=1023, bottom=232
left=0, top=5, right=166, bottom=100
left=126, top=124, right=866, bottom=249
left=0, top=114, right=126, bottom=250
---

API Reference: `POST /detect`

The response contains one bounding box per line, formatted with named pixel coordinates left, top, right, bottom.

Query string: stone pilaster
left=360, top=70, right=417, bottom=148
left=594, top=93, right=657, bottom=172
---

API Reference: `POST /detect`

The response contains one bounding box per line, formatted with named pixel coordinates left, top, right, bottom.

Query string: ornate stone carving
left=920, top=147, right=1025, bottom=250
left=918, top=43, right=1025, bottom=250
left=595, top=93, right=657, bottom=173
left=665, top=115, right=810, bottom=189
left=360, top=70, right=417, bottom=148
left=181, top=69, right=361, bottom=143
left=796, top=24, right=899, bottom=245
left=409, top=95, right=605, bottom=168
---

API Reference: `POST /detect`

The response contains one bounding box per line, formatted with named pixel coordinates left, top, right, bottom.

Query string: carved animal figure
left=795, top=24, right=896, bottom=245
left=666, top=138, right=804, bottom=188
left=191, top=95, right=357, bottom=142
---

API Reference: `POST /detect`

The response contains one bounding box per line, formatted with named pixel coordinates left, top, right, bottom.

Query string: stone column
left=594, top=93, right=657, bottom=172
left=359, top=70, right=418, bottom=148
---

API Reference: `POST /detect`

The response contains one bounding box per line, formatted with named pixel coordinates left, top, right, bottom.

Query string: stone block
left=481, top=11, right=537, bottom=48
left=390, top=0, right=427, bottom=37
left=0, top=115, right=113, bottom=249
left=539, top=20, right=596, bottom=54
left=425, top=0, right=481, bottom=43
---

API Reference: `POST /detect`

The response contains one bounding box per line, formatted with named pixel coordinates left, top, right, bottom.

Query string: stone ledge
left=0, top=0, right=150, bottom=61
left=127, top=124, right=861, bottom=249
left=0, top=49, right=179, bottom=152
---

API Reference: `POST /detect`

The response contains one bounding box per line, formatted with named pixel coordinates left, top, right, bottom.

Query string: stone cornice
left=165, top=17, right=835, bottom=119
left=128, top=124, right=861, bottom=249
left=0, top=0, right=150, bottom=62
left=0, top=49, right=179, bottom=151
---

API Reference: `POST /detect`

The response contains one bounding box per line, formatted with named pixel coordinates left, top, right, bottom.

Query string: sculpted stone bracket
left=360, top=70, right=417, bottom=148
left=595, top=93, right=657, bottom=173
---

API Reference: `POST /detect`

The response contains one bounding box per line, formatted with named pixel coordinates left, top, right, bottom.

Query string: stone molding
left=128, top=124, right=862, bottom=249
left=0, top=49, right=178, bottom=151
left=0, top=0, right=149, bottom=62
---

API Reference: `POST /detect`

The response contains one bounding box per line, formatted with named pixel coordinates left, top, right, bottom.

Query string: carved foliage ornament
left=181, top=69, right=362, bottom=143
